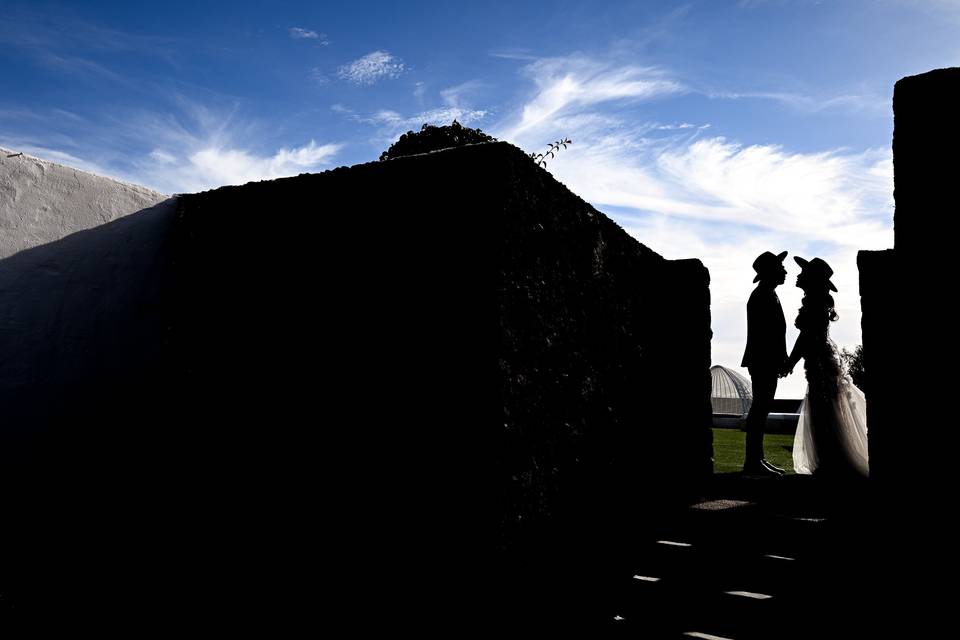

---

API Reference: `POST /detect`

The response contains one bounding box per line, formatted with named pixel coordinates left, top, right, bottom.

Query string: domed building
left=711, top=365, right=752, bottom=427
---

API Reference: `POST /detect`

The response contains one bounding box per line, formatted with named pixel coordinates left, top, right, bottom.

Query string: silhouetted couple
left=741, top=251, right=869, bottom=479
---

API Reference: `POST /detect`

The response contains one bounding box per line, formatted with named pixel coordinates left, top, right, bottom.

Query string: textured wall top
left=0, top=148, right=166, bottom=259
left=892, top=67, right=960, bottom=252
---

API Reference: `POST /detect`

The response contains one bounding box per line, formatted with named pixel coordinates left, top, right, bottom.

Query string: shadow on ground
left=495, top=472, right=927, bottom=637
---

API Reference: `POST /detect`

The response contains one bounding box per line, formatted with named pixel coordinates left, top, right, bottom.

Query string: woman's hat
left=794, top=256, right=838, bottom=292
left=752, top=250, right=788, bottom=282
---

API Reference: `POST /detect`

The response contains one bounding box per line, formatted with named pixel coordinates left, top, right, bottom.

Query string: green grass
left=712, top=427, right=796, bottom=474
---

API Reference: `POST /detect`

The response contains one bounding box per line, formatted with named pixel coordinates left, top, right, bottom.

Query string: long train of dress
left=793, top=373, right=869, bottom=477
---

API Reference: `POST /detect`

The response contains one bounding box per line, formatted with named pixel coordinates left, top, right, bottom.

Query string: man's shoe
left=761, top=459, right=786, bottom=475
left=742, top=461, right=778, bottom=476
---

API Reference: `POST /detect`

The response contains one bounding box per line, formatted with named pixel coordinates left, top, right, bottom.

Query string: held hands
left=779, top=359, right=793, bottom=378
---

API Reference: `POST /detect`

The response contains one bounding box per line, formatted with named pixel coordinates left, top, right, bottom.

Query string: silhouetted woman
left=785, top=257, right=869, bottom=478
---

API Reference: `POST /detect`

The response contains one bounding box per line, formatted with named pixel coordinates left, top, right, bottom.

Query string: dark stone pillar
left=857, top=249, right=900, bottom=487
left=858, top=68, right=960, bottom=635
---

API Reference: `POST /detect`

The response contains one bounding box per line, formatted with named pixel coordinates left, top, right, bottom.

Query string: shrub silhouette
left=840, top=344, right=866, bottom=393
left=379, top=120, right=497, bottom=161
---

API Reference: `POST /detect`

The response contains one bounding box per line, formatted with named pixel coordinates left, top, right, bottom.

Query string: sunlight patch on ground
left=690, top=499, right=754, bottom=511
left=724, top=590, right=773, bottom=600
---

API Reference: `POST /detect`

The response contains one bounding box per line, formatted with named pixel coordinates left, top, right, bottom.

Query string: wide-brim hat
left=794, top=256, right=838, bottom=292
left=752, top=250, right=788, bottom=282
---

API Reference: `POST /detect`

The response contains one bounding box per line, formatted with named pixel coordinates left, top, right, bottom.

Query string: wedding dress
left=791, top=309, right=869, bottom=477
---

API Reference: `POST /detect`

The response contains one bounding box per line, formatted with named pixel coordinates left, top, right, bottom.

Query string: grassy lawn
left=712, top=427, right=796, bottom=474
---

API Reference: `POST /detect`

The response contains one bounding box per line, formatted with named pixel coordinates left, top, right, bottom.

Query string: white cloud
left=649, top=138, right=893, bottom=245
left=139, top=139, right=340, bottom=194
left=737, top=0, right=822, bottom=8
left=336, top=50, right=405, bottom=86
left=414, top=81, right=426, bottom=104
left=343, top=105, right=489, bottom=147
left=710, top=90, right=889, bottom=116
left=335, top=76, right=491, bottom=151
left=493, top=53, right=895, bottom=398
left=440, top=80, right=487, bottom=107
left=617, top=214, right=871, bottom=398
left=90, top=100, right=346, bottom=193
left=148, top=148, right=176, bottom=164
left=5, top=97, right=344, bottom=198
left=383, top=107, right=488, bottom=128
left=494, top=54, right=893, bottom=247
left=498, top=55, right=684, bottom=140
left=488, top=49, right=539, bottom=61
left=289, top=27, right=328, bottom=44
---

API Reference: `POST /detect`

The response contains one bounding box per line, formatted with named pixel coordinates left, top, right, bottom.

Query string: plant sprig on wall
left=529, top=138, right=572, bottom=169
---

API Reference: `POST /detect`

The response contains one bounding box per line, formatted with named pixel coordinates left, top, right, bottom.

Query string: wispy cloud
left=289, top=27, right=329, bottom=44
left=493, top=52, right=894, bottom=397
left=350, top=80, right=490, bottom=132
left=35, top=52, right=126, bottom=82
left=0, top=106, right=85, bottom=124
left=710, top=90, right=889, bottom=116
left=488, top=49, right=539, bottom=61
left=498, top=55, right=685, bottom=140
left=621, top=211, right=881, bottom=397
left=650, top=138, right=892, bottom=243
left=736, top=0, right=819, bottom=8
left=119, top=100, right=342, bottom=193
left=4, top=97, right=343, bottom=194
left=440, top=80, right=488, bottom=107
left=495, top=53, right=892, bottom=247
left=366, top=107, right=488, bottom=128
left=336, top=50, right=406, bottom=86
left=656, top=122, right=701, bottom=130
left=0, top=9, right=179, bottom=76
left=741, top=0, right=960, bottom=13
left=141, top=139, right=340, bottom=193
left=339, top=105, right=488, bottom=149
left=310, top=67, right=331, bottom=85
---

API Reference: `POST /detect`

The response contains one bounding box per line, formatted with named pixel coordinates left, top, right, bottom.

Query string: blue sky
left=2, top=0, right=958, bottom=396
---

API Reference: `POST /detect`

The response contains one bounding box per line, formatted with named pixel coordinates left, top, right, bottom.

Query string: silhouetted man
left=741, top=251, right=788, bottom=476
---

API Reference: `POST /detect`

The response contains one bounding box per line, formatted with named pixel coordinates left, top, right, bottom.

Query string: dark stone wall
left=860, top=68, right=959, bottom=498
left=859, top=71, right=958, bottom=629
left=890, top=70, right=959, bottom=486
left=172, top=142, right=712, bottom=621
left=857, top=249, right=900, bottom=485
left=495, top=148, right=712, bottom=556
left=491, top=148, right=712, bottom=618
left=892, top=67, right=960, bottom=254
left=1, top=142, right=712, bottom=627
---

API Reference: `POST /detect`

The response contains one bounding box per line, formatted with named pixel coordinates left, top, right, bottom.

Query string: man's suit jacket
left=741, top=286, right=787, bottom=370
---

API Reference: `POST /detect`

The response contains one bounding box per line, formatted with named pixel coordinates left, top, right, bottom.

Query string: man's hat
left=794, top=256, right=838, bottom=292
left=752, top=251, right=788, bottom=282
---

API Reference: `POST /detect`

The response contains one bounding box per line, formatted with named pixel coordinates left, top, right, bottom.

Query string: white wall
left=0, top=149, right=176, bottom=454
